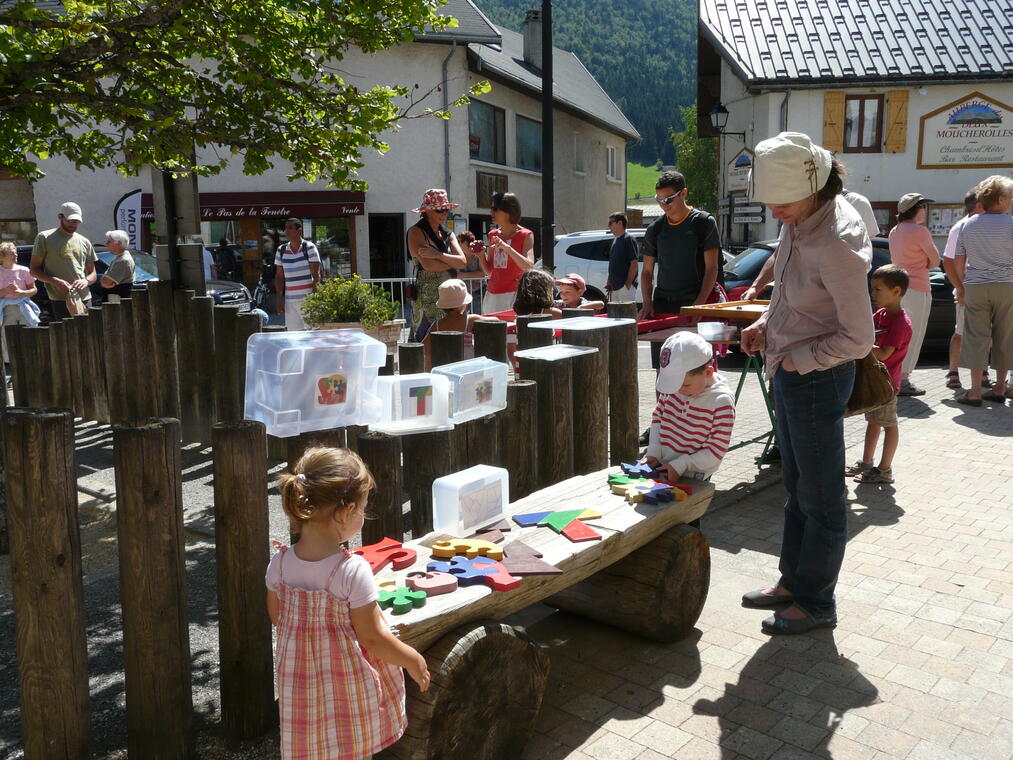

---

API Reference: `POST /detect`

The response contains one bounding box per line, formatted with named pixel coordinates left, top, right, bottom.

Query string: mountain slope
left=473, top=0, right=697, bottom=163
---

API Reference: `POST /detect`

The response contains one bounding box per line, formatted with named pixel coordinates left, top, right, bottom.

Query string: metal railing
left=360, top=276, right=491, bottom=342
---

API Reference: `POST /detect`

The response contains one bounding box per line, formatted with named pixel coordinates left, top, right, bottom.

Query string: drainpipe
left=442, top=41, right=457, bottom=194
left=779, top=89, right=791, bottom=131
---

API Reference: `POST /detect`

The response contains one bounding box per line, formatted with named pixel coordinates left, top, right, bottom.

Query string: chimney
left=522, top=9, right=542, bottom=70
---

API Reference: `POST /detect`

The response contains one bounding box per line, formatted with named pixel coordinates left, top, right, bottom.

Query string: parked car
left=722, top=237, right=955, bottom=347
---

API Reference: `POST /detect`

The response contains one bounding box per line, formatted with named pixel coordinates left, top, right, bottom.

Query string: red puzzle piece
left=561, top=520, right=602, bottom=543
left=353, top=537, right=418, bottom=575
left=675, top=483, right=693, bottom=496
left=470, top=557, right=522, bottom=591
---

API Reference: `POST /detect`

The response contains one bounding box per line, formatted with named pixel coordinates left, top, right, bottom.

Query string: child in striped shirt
left=643, top=331, right=736, bottom=483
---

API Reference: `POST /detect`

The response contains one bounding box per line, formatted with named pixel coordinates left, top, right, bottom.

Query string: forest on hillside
left=473, top=0, right=697, bottom=164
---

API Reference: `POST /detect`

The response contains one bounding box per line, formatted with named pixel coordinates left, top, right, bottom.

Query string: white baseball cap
left=748, top=132, right=832, bottom=205
left=59, top=202, right=83, bottom=222
left=656, top=332, right=714, bottom=394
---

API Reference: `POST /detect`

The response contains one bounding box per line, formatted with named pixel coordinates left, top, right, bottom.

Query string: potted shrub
left=301, top=275, right=404, bottom=348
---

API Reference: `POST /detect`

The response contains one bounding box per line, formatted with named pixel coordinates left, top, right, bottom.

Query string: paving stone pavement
left=504, top=355, right=1013, bottom=760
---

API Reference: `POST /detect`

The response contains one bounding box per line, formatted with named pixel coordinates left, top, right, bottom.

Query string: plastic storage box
left=432, top=357, right=508, bottom=423
left=513, top=344, right=599, bottom=361
left=526, top=316, right=636, bottom=331
left=697, top=322, right=737, bottom=341
left=432, top=464, right=509, bottom=536
left=244, top=329, right=386, bottom=438
left=369, top=373, right=453, bottom=435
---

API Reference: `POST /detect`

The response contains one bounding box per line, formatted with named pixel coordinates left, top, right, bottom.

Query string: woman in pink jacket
left=888, top=193, right=939, bottom=395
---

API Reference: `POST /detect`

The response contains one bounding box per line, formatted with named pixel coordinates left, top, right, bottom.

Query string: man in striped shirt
left=643, top=331, right=736, bottom=483
left=274, top=217, right=321, bottom=330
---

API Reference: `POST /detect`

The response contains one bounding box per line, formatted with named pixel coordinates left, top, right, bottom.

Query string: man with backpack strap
left=274, top=217, right=321, bottom=331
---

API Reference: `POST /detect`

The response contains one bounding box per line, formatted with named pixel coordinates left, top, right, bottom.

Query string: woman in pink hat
left=408, top=189, right=468, bottom=341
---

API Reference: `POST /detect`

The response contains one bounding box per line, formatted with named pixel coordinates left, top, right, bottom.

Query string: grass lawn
left=626, top=162, right=660, bottom=202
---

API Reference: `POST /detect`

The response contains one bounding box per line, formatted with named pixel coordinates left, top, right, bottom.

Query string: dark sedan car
left=722, top=237, right=955, bottom=348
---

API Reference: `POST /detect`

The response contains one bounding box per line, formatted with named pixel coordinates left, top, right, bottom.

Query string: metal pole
left=541, top=0, right=554, bottom=271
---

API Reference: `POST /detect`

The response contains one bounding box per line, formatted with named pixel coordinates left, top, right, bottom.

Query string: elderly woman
left=740, top=132, right=873, bottom=635
left=99, top=229, right=135, bottom=303
left=954, top=175, right=1013, bottom=405
left=407, top=189, right=468, bottom=342
left=0, top=241, right=39, bottom=374
left=888, top=192, right=939, bottom=395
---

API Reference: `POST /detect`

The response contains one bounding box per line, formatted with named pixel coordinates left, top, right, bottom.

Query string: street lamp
left=708, top=103, right=745, bottom=139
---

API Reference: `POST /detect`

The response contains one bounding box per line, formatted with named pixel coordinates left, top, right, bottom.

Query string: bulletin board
left=927, top=205, right=965, bottom=237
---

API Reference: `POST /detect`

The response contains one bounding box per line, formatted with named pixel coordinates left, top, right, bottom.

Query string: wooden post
left=402, top=430, right=453, bottom=538
left=429, top=331, right=463, bottom=369
left=562, top=325, right=609, bottom=474
left=286, top=427, right=348, bottom=467
left=561, top=307, right=585, bottom=319
left=62, top=316, right=86, bottom=419
left=191, top=296, right=216, bottom=442
left=397, top=342, right=425, bottom=375
left=22, top=327, right=52, bottom=408
left=4, top=409, right=90, bottom=758
left=472, top=320, right=508, bottom=364
left=449, top=413, right=500, bottom=470
left=87, top=307, right=111, bottom=424
left=174, top=290, right=201, bottom=441
left=606, top=301, right=640, bottom=465
left=120, top=299, right=141, bottom=421
left=130, top=291, right=157, bottom=420
left=72, top=316, right=96, bottom=421
left=147, top=281, right=180, bottom=419
left=499, top=380, right=538, bottom=500
left=48, top=320, right=72, bottom=411
left=214, top=306, right=260, bottom=425
left=518, top=354, right=573, bottom=488
left=102, top=305, right=127, bottom=424
left=379, top=352, right=395, bottom=376
left=344, top=424, right=367, bottom=454
left=114, top=418, right=193, bottom=758
left=355, top=431, right=404, bottom=544
left=516, top=314, right=553, bottom=351
left=212, top=421, right=275, bottom=740
left=5, top=324, right=28, bottom=406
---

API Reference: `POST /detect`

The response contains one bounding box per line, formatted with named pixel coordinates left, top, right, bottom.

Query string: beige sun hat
left=436, top=279, right=473, bottom=309
left=748, top=132, right=833, bottom=205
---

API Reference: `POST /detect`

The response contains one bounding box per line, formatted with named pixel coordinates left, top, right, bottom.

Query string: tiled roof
left=700, top=0, right=1013, bottom=86
left=468, top=27, right=640, bottom=140
left=420, top=0, right=501, bottom=44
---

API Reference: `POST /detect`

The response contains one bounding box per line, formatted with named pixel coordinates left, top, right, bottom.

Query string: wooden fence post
left=429, top=331, right=463, bottom=369
left=63, top=316, right=86, bottom=418
left=286, top=427, right=348, bottom=467
left=102, top=305, right=127, bottom=424
left=118, top=299, right=139, bottom=421
left=397, top=342, right=425, bottom=375
left=472, top=320, right=508, bottom=364
left=449, top=413, right=500, bottom=471
left=191, top=296, right=216, bottom=443
left=48, top=320, right=72, bottom=411
left=402, top=430, right=453, bottom=539
left=606, top=301, right=640, bottom=465
left=130, top=291, right=157, bottom=420
left=499, top=380, right=538, bottom=500
left=72, top=316, right=96, bottom=421
left=561, top=307, right=585, bottom=319
left=518, top=354, right=573, bottom=488
left=212, top=421, right=275, bottom=740
left=214, top=306, right=261, bottom=425
left=356, top=431, right=404, bottom=543
left=5, top=324, right=28, bottom=406
left=5, top=409, right=90, bottom=758
left=516, top=314, right=553, bottom=351
left=147, top=281, right=180, bottom=419
left=562, top=325, right=609, bottom=474
left=174, top=290, right=201, bottom=441
left=87, top=307, right=110, bottom=424
left=114, top=418, right=193, bottom=759
left=22, top=327, right=52, bottom=408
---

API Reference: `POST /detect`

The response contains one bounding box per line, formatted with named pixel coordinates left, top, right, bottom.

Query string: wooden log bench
left=377, top=467, right=714, bottom=760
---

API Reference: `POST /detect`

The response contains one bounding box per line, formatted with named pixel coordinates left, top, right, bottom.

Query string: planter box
left=315, top=319, right=405, bottom=352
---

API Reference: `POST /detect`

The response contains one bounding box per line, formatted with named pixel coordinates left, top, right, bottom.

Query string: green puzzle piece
left=607, top=474, right=652, bottom=486
left=538, top=509, right=586, bottom=532
left=378, top=587, right=427, bottom=615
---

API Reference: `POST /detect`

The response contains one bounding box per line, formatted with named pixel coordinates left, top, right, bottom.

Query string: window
left=573, top=134, right=586, bottom=173
left=564, top=240, right=611, bottom=262
left=469, top=100, right=505, bottom=165
left=606, top=146, right=621, bottom=180
left=843, top=94, right=884, bottom=153
left=516, top=115, right=542, bottom=171
left=476, top=171, right=508, bottom=208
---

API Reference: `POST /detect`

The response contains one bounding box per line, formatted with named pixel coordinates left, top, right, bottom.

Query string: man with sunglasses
left=639, top=171, right=723, bottom=372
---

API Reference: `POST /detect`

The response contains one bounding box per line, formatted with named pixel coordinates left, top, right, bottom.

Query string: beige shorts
left=865, top=395, right=898, bottom=427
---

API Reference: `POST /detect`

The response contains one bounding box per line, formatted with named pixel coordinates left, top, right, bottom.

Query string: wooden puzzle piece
left=578, top=508, right=602, bottom=520
left=468, top=557, right=522, bottom=591
left=426, top=556, right=521, bottom=591
left=538, top=509, right=586, bottom=533
left=378, top=587, right=427, bottom=615
left=476, top=518, right=512, bottom=533
left=611, top=477, right=653, bottom=494
left=431, top=537, right=504, bottom=560
left=377, top=579, right=397, bottom=591
left=354, top=537, right=418, bottom=575
left=625, top=483, right=676, bottom=505
left=621, top=461, right=663, bottom=479
left=406, top=570, right=459, bottom=596
left=561, top=519, right=602, bottom=542
left=466, top=528, right=506, bottom=544
left=512, top=510, right=553, bottom=527
left=675, top=483, right=693, bottom=496
left=501, top=541, right=563, bottom=576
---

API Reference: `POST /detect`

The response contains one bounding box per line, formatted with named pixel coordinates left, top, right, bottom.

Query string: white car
left=538, top=228, right=648, bottom=300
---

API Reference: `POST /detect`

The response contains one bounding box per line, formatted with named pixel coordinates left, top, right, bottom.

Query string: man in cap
left=30, top=202, right=97, bottom=318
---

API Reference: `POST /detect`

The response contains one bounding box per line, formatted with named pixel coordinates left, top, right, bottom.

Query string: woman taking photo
left=478, top=191, right=535, bottom=314
left=407, top=189, right=468, bottom=342
left=740, top=132, right=873, bottom=635
left=954, top=175, right=1013, bottom=405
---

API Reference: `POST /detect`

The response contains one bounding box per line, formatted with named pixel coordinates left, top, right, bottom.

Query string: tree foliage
left=0, top=0, right=489, bottom=187
left=475, top=0, right=697, bottom=164
left=672, top=103, right=717, bottom=213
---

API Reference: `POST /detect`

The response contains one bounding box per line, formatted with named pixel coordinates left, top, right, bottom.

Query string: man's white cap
left=748, top=132, right=832, bottom=205
left=59, top=202, right=83, bottom=222
left=656, top=332, right=714, bottom=394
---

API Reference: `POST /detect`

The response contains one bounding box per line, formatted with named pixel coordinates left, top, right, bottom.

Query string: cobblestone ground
left=506, top=351, right=1013, bottom=760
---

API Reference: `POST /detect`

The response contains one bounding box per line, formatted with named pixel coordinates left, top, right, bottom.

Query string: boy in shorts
left=846, top=265, right=913, bottom=484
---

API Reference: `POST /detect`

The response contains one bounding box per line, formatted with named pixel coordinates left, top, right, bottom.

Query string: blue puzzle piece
left=621, top=461, right=662, bottom=479
left=512, top=510, right=553, bottom=527
left=427, top=556, right=497, bottom=586
left=635, top=483, right=675, bottom=504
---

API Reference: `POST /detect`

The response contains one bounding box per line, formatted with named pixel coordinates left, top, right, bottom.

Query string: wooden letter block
left=378, top=587, right=427, bottom=615
left=405, top=570, right=459, bottom=596
left=431, top=537, right=504, bottom=561
left=354, top=537, right=418, bottom=575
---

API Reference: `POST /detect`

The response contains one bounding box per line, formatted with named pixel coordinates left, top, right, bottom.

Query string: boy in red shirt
left=846, top=265, right=913, bottom=484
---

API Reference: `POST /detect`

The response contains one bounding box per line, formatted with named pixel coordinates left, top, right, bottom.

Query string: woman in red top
left=477, top=192, right=535, bottom=314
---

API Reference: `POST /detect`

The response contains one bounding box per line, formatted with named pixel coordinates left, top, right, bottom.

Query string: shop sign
left=113, top=189, right=143, bottom=249
left=726, top=149, right=753, bottom=193
left=140, top=190, right=365, bottom=221
left=917, top=92, right=1013, bottom=170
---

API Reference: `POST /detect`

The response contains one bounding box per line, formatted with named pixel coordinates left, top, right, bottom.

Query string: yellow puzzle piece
left=430, top=537, right=504, bottom=561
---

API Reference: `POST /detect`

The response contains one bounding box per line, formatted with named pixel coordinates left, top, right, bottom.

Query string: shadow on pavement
left=942, top=400, right=1012, bottom=437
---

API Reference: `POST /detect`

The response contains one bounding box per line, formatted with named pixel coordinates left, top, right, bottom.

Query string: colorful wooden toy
left=431, top=537, right=504, bottom=561
left=470, top=557, right=522, bottom=591
left=675, top=483, right=693, bottom=496
left=611, top=477, right=652, bottom=494
left=561, top=519, right=602, bottom=542
left=625, top=482, right=677, bottom=505
left=512, top=510, right=554, bottom=527
left=378, top=587, right=427, bottom=614
left=354, top=537, right=418, bottom=575
left=405, top=570, right=459, bottom=596
left=475, top=518, right=512, bottom=533
left=578, top=508, right=602, bottom=520
left=466, top=528, right=506, bottom=544
left=427, top=556, right=521, bottom=591
left=538, top=509, right=587, bottom=533
left=501, top=541, right=563, bottom=576
left=621, top=461, right=662, bottom=479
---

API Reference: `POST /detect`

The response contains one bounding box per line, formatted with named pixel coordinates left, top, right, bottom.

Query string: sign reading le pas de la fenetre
left=918, top=92, right=1013, bottom=170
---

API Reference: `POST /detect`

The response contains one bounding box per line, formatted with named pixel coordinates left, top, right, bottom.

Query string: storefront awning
left=140, top=190, right=364, bottom=221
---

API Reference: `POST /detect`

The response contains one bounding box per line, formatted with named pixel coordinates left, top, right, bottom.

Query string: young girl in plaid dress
left=266, top=447, right=430, bottom=760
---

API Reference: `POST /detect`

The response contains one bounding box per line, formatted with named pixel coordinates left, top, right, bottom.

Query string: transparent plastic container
left=369, top=373, right=453, bottom=435
left=432, top=357, right=508, bottom=423
left=432, top=464, right=509, bottom=536
left=513, top=344, right=599, bottom=361
left=697, top=322, right=737, bottom=341
left=526, top=316, right=636, bottom=330
left=244, top=329, right=385, bottom=438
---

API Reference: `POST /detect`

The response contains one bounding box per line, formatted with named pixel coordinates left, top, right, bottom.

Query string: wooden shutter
left=822, top=91, right=845, bottom=153
left=884, top=90, right=909, bottom=153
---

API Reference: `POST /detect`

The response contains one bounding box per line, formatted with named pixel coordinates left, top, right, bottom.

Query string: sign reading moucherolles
left=918, top=91, right=1013, bottom=170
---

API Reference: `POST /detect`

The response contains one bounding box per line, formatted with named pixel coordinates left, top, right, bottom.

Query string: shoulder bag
left=845, top=352, right=895, bottom=417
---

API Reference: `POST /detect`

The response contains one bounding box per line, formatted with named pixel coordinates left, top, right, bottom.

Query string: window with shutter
left=823, top=91, right=846, bottom=152
left=843, top=94, right=884, bottom=153
left=476, top=172, right=508, bottom=208
left=884, top=91, right=909, bottom=153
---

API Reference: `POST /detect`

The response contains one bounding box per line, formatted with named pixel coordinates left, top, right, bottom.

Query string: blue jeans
left=773, top=361, right=855, bottom=618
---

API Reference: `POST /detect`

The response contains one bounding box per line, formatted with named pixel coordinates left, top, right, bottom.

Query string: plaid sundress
left=274, top=545, right=407, bottom=760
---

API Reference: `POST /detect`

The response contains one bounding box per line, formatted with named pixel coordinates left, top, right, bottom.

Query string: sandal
left=945, top=371, right=962, bottom=389
left=981, top=391, right=1006, bottom=404
left=762, top=605, right=837, bottom=635
left=844, top=460, right=872, bottom=476
left=855, top=466, right=894, bottom=484
left=982, top=373, right=992, bottom=388
left=957, top=394, right=982, bottom=407
left=742, top=585, right=794, bottom=608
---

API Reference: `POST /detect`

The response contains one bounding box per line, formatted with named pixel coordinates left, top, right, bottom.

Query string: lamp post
left=708, top=104, right=746, bottom=248
left=541, top=0, right=554, bottom=271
